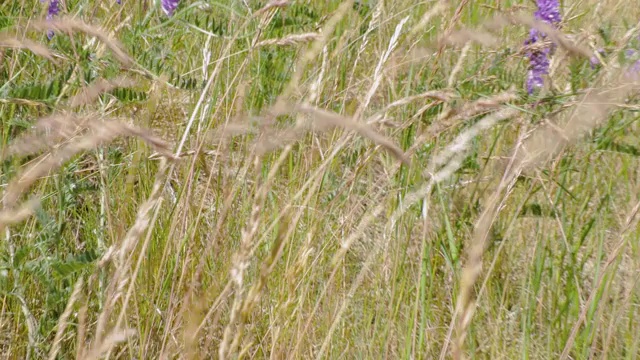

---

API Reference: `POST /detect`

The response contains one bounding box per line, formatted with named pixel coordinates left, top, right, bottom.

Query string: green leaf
left=51, top=250, right=99, bottom=280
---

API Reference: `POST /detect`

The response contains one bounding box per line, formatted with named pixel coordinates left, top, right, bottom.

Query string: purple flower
left=590, top=48, right=606, bottom=69
left=161, top=0, right=179, bottom=17
left=525, top=0, right=561, bottom=94
left=117, top=0, right=121, bottom=4
left=46, top=0, right=61, bottom=40
left=527, top=50, right=550, bottom=94
left=626, top=42, right=640, bottom=78
left=46, top=0, right=60, bottom=20
left=534, top=0, right=561, bottom=26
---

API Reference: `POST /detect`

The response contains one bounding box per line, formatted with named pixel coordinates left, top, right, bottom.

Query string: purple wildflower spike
left=525, top=0, right=561, bottom=94
left=46, top=0, right=61, bottom=40
left=527, top=50, right=550, bottom=94
left=117, top=0, right=121, bottom=4
left=161, top=0, right=179, bottom=17
left=534, top=0, right=561, bottom=26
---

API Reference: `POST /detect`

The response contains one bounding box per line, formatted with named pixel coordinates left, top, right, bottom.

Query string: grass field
left=2, top=0, right=640, bottom=358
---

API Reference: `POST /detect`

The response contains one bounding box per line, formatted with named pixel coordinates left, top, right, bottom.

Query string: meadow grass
left=1, top=0, right=640, bottom=358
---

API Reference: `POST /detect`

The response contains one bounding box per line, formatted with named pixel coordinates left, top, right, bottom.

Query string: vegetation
left=1, top=0, right=640, bottom=358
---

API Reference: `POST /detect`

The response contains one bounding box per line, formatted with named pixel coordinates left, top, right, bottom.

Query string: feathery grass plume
left=45, top=0, right=61, bottom=40
left=252, top=103, right=410, bottom=165
left=0, top=35, right=55, bottom=61
left=0, top=199, right=40, bottom=234
left=2, top=115, right=174, bottom=210
left=525, top=0, right=561, bottom=94
left=30, top=18, right=133, bottom=66
left=255, top=32, right=321, bottom=47
left=68, top=76, right=136, bottom=108
left=161, top=0, right=180, bottom=16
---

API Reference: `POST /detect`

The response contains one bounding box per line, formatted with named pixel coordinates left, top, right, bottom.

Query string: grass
left=1, top=0, right=640, bottom=358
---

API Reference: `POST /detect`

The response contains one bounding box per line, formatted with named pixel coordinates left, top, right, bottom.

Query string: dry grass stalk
left=274, top=0, right=354, bottom=104
left=450, top=161, right=521, bottom=360
left=311, top=109, right=520, bottom=360
left=308, top=44, right=329, bottom=104
left=434, top=0, right=469, bottom=59
left=373, top=90, right=456, bottom=116
left=443, top=0, right=470, bottom=37
left=193, top=37, right=349, bottom=352
left=253, top=0, right=290, bottom=17
left=390, top=106, right=520, bottom=229
left=292, top=184, right=390, bottom=358
left=0, top=98, right=49, bottom=107
left=302, top=104, right=409, bottom=163
left=87, top=143, right=171, bottom=358
left=172, top=0, right=277, bottom=162
left=355, top=15, right=410, bottom=120
left=253, top=104, right=410, bottom=165
left=443, top=11, right=594, bottom=60
left=429, top=107, right=520, bottom=175
left=407, top=1, right=447, bottom=39
left=487, top=13, right=592, bottom=58
left=406, top=90, right=517, bottom=159
left=312, top=112, right=518, bottom=360
left=239, top=214, right=289, bottom=319
left=256, top=32, right=320, bottom=47
left=560, top=200, right=640, bottom=360
left=450, top=68, right=640, bottom=360
left=316, top=226, right=387, bottom=360
left=254, top=182, right=326, bottom=354
left=214, top=9, right=322, bottom=356
left=68, top=76, right=136, bottom=108
left=0, top=35, right=55, bottom=62
left=47, top=277, right=84, bottom=360
left=75, top=279, right=91, bottom=360
left=518, top=77, right=639, bottom=168
left=216, top=9, right=358, bottom=350
left=172, top=10, right=292, bottom=357
left=172, top=13, right=286, bottom=356
left=228, top=14, right=426, bottom=353
left=108, top=158, right=171, bottom=358
left=447, top=42, right=471, bottom=88
left=3, top=114, right=87, bottom=159
left=218, top=155, right=274, bottom=358
left=437, top=89, right=517, bottom=124
left=30, top=18, right=132, bottom=66
left=83, top=329, right=136, bottom=360
left=2, top=118, right=173, bottom=209
left=346, top=0, right=383, bottom=102
left=116, top=159, right=170, bottom=266
left=442, top=28, right=498, bottom=48
left=11, top=291, right=41, bottom=358
left=218, top=112, right=316, bottom=355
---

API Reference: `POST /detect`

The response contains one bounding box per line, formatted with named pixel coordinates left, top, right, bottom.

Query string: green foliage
left=182, top=10, right=228, bottom=36
left=2, top=0, right=640, bottom=359
left=6, top=66, right=73, bottom=103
